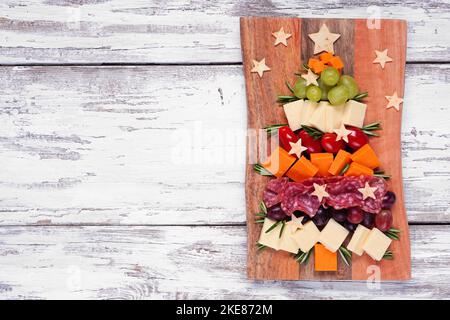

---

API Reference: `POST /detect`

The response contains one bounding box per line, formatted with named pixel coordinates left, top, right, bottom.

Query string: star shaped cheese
left=373, top=49, right=393, bottom=69
left=288, top=139, right=308, bottom=158
left=308, top=24, right=341, bottom=54
left=358, top=182, right=377, bottom=200
left=311, top=183, right=329, bottom=202
left=301, top=69, right=319, bottom=86
left=272, top=27, right=291, bottom=47
left=251, top=58, right=271, bottom=78
left=333, top=123, right=352, bottom=143
left=385, top=91, right=403, bottom=111
left=287, top=214, right=304, bottom=234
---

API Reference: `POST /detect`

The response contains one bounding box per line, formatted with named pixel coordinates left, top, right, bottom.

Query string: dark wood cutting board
left=241, top=17, right=411, bottom=281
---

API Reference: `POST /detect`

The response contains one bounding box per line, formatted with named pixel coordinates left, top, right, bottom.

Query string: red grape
left=382, top=191, right=396, bottom=209
left=375, top=209, right=393, bottom=231
left=362, top=212, right=375, bottom=229
left=347, top=207, right=364, bottom=224
left=331, top=209, right=347, bottom=223
left=267, top=204, right=288, bottom=221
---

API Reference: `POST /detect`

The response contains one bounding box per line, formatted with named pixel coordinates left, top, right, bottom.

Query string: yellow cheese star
left=287, top=213, right=304, bottom=234
left=311, top=183, right=329, bottom=202
left=288, top=139, right=308, bottom=158
left=272, top=27, right=291, bottom=47
left=333, top=123, right=352, bottom=143
left=251, top=58, right=271, bottom=78
left=301, top=69, right=319, bottom=86
left=308, top=24, right=341, bottom=54
left=373, top=49, right=393, bottom=69
left=357, top=182, right=377, bottom=200
left=385, top=91, right=404, bottom=111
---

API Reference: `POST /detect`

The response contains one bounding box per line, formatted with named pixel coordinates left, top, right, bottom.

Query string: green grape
left=328, top=85, right=349, bottom=105
left=318, top=79, right=331, bottom=101
left=306, top=85, right=322, bottom=102
left=293, top=78, right=307, bottom=99
left=320, top=67, right=340, bottom=86
left=338, top=75, right=359, bottom=99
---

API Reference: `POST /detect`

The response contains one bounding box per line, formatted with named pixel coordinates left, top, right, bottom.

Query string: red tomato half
left=346, top=126, right=369, bottom=150
left=320, top=133, right=345, bottom=154
left=298, top=130, right=323, bottom=154
left=278, top=126, right=298, bottom=151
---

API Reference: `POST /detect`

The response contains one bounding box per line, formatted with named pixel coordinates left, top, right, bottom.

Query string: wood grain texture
left=241, top=17, right=301, bottom=279
left=0, top=65, right=449, bottom=226
left=352, top=19, right=410, bottom=280
left=0, top=224, right=449, bottom=299
left=0, top=0, right=450, bottom=64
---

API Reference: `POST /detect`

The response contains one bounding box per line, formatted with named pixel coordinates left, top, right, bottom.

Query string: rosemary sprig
left=384, top=228, right=401, bottom=240
left=353, top=92, right=369, bottom=101
left=294, top=249, right=312, bottom=264
left=285, top=81, right=295, bottom=94
left=383, top=250, right=394, bottom=260
left=302, top=62, right=309, bottom=71
left=265, top=220, right=281, bottom=234
left=338, top=246, right=352, bottom=267
left=253, top=164, right=273, bottom=176
left=301, top=125, right=323, bottom=140
left=259, top=201, right=268, bottom=214
left=264, top=123, right=287, bottom=135
left=279, top=221, right=286, bottom=238
left=340, top=163, right=350, bottom=176
left=362, top=121, right=382, bottom=137
left=277, top=95, right=299, bottom=103
left=257, top=243, right=267, bottom=251
left=374, top=170, right=391, bottom=180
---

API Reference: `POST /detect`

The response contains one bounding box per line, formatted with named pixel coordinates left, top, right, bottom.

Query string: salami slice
left=281, top=182, right=321, bottom=217
left=263, top=177, right=289, bottom=208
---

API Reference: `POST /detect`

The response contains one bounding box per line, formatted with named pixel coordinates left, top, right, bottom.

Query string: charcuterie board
left=241, top=17, right=411, bottom=281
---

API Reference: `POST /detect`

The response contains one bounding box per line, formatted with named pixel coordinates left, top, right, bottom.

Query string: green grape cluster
left=293, top=67, right=359, bottom=105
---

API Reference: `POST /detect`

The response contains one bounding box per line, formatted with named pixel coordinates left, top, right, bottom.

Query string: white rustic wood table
left=0, top=1, right=449, bottom=299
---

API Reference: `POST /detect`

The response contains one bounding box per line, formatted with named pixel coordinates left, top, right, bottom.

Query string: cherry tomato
left=298, top=130, right=323, bottom=154
left=320, top=133, right=345, bottom=154
left=278, top=126, right=298, bottom=151
left=346, top=126, right=369, bottom=150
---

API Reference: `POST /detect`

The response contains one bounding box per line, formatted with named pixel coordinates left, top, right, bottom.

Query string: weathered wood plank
left=0, top=224, right=448, bottom=299
left=0, top=0, right=449, bottom=63
left=0, top=65, right=449, bottom=225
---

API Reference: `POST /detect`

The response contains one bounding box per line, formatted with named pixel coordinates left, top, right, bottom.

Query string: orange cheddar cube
left=328, top=150, right=352, bottom=176
left=344, top=162, right=374, bottom=177
left=286, top=156, right=319, bottom=182
left=314, top=243, right=337, bottom=271
left=261, top=146, right=296, bottom=178
left=329, top=56, right=344, bottom=70
left=310, top=153, right=334, bottom=177
left=308, top=58, right=325, bottom=74
left=350, top=144, right=380, bottom=169
left=319, top=52, right=334, bottom=64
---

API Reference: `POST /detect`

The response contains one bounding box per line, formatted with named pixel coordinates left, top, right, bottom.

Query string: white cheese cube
left=300, top=100, right=318, bottom=126
left=258, top=218, right=282, bottom=250
left=362, top=228, right=392, bottom=261
left=283, top=100, right=304, bottom=131
left=347, top=225, right=371, bottom=256
left=342, top=100, right=367, bottom=128
left=292, top=221, right=321, bottom=252
left=279, top=227, right=301, bottom=254
left=308, top=102, right=327, bottom=132
left=324, top=103, right=346, bottom=132
left=319, top=219, right=349, bottom=252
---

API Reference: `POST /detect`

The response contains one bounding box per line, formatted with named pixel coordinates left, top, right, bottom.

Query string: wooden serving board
left=241, top=17, right=411, bottom=281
